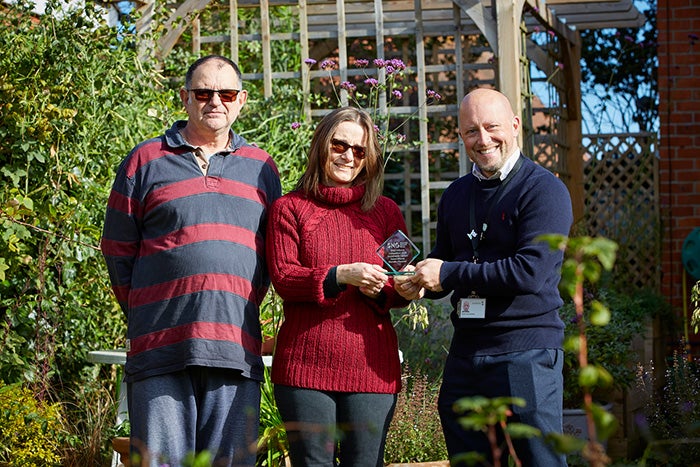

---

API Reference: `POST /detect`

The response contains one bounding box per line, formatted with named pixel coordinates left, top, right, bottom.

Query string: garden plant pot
left=562, top=403, right=613, bottom=447
left=111, top=436, right=131, bottom=467
left=261, top=335, right=276, bottom=355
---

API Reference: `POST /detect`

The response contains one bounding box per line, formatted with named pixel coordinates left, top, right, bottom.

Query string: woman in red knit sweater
left=266, top=107, right=419, bottom=466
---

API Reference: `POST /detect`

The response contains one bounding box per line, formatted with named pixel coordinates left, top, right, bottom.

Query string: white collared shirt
left=471, top=148, right=521, bottom=181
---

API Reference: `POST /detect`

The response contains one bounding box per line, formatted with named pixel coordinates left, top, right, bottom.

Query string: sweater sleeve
left=100, top=160, right=142, bottom=314
left=266, top=195, right=341, bottom=307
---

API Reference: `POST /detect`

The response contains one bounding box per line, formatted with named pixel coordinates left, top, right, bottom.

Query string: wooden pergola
left=130, top=0, right=644, bottom=252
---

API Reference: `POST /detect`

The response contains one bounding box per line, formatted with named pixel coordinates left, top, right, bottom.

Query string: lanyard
left=468, top=156, right=524, bottom=263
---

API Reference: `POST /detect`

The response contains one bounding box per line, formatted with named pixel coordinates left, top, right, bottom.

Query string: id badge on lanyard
left=459, top=295, right=486, bottom=319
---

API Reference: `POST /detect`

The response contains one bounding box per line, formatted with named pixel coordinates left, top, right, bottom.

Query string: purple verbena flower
left=364, top=78, right=379, bottom=87
left=397, top=133, right=407, bottom=142
left=547, top=30, right=555, bottom=38
left=340, top=81, right=357, bottom=92
left=392, top=90, right=402, bottom=99
left=355, top=58, right=370, bottom=67
left=426, top=89, right=442, bottom=101
left=320, top=59, right=336, bottom=70
left=373, top=58, right=386, bottom=68
left=291, top=122, right=301, bottom=130
left=389, top=58, right=406, bottom=70
left=304, top=58, right=317, bottom=66
left=385, top=65, right=396, bottom=75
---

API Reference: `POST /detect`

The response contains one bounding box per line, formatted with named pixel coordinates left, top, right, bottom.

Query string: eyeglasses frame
left=330, top=138, right=367, bottom=160
left=187, top=88, right=241, bottom=103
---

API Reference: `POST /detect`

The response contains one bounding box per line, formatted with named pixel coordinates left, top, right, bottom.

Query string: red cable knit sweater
left=266, top=183, right=409, bottom=393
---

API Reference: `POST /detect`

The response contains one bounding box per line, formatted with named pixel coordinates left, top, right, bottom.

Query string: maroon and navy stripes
left=101, top=121, right=281, bottom=382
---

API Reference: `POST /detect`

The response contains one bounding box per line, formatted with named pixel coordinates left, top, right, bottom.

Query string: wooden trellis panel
left=168, top=0, right=586, bottom=251
left=582, top=133, right=660, bottom=291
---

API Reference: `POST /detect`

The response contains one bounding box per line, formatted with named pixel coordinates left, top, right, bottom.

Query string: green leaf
left=545, top=432, right=587, bottom=454
left=592, top=403, right=619, bottom=441
left=503, top=423, right=541, bottom=439
left=578, top=364, right=599, bottom=389
left=589, top=300, right=610, bottom=326
left=0, top=259, right=8, bottom=282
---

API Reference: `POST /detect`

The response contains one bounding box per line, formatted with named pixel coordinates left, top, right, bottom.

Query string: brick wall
left=657, top=0, right=700, bottom=347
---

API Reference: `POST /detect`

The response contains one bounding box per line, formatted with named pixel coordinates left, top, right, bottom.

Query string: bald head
left=460, top=88, right=516, bottom=119
left=458, top=88, right=521, bottom=178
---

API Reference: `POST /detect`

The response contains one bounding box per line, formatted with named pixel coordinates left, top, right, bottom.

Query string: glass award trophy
left=376, top=230, right=421, bottom=275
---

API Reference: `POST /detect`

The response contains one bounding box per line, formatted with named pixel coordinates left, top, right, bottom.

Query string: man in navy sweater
left=401, top=88, right=573, bottom=465
left=101, top=55, right=281, bottom=466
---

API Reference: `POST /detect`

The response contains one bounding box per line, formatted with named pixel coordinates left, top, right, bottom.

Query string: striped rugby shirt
left=101, top=121, right=281, bottom=383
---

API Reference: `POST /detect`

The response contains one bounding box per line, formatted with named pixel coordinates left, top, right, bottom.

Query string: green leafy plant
left=384, top=367, right=448, bottom=463
left=691, top=280, right=700, bottom=333
left=452, top=396, right=541, bottom=467
left=0, top=1, right=180, bottom=462
left=0, top=382, right=73, bottom=466
left=636, top=346, right=700, bottom=464
left=392, top=298, right=452, bottom=384
left=257, top=366, right=289, bottom=467
left=539, top=235, right=619, bottom=465
left=559, top=289, right=667, bottom=409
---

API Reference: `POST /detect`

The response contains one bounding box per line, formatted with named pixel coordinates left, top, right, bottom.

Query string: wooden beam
left=374, top=0, right=387, bottom=115
left=336, top=0, right=348, bottom=106
left=415, top=0, right=431, bottom=255
left=524, top=0, right=579, bottom=45
left=452, top=0, right=498, bottom=54
left=453, top=2, right=469, bottom=177
left=260, top=0, right=272, bottom=97
left=230, top=0, right=239, bottom=62
left=561, top=29, right=585, bottom=223
left=495, top=0, right=526, bottom=121
left=157, top=0, right=214, bottom=59
left=299, top=0, right=311, bottom=120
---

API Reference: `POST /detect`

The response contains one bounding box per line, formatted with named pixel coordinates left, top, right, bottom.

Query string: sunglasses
left=188, top=88, right=240, bottom=103
left=331, top=138, right=366, bottom=160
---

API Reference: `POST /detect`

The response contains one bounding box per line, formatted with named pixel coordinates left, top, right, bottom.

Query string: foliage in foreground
left=0, top=382, right=70, bottom=466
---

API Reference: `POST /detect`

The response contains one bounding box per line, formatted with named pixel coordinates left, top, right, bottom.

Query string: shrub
left=636, top=347, right=700, bottom=465
left=384, top=368, right=448, bottom=463
left=560, top=288, right=668, bottom=409
left=0, top=382, right=72, bottom=466
left=393, top=298, right=453, bottom=384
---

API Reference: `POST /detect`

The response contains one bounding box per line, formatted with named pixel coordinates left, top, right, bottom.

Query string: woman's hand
left=336, top=262, right=388, bottom=297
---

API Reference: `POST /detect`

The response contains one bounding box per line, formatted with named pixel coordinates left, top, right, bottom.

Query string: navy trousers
left=128, top=367, right=260, bottom=467
left=438, top=348, right=567, bottom=467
